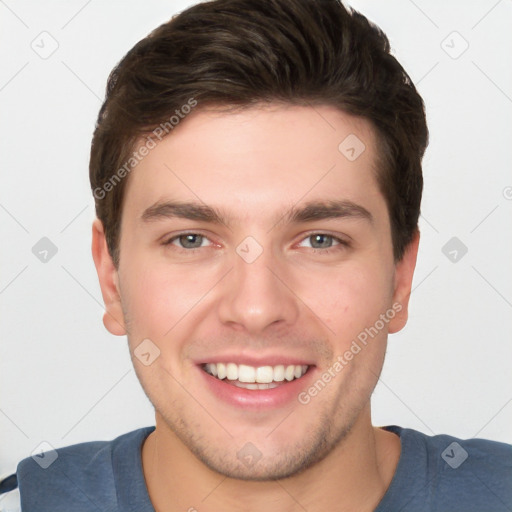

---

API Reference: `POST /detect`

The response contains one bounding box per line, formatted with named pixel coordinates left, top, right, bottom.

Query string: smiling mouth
left=202, top=363, right=310, bottom=390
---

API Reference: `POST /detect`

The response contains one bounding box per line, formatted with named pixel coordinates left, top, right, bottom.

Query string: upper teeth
left=204, top=363, right=308, bottom=383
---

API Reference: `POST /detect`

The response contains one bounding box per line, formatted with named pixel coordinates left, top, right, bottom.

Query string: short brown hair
left=90, top=0, right=428, bottom=268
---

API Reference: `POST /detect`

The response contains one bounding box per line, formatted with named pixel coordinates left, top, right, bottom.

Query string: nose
left=217, top=240, right=300, bottom=335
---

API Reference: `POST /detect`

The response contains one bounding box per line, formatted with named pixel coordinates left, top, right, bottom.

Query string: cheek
left=296, top=260, right=394, bottom=341
left=120, top=255, right=217, bottom=341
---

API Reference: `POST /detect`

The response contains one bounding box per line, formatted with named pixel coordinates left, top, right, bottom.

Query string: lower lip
left=197, top=365, right=316, bottom=410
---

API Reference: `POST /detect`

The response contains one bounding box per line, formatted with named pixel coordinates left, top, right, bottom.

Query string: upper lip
left=195, top=354, right=315, bottom=367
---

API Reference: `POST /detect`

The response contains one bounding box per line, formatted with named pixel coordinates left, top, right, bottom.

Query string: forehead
left=122, top=104, right=383, bottom=224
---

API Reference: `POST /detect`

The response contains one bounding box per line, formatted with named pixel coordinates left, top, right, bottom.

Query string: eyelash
left=162, top=232, right=350, bottom=254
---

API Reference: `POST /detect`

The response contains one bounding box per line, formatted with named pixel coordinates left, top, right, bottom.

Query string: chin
left=165, top=406, right=354, bottom=482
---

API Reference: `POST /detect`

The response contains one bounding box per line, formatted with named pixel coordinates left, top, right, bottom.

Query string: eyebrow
left=140, top=199, right=373, bottom=228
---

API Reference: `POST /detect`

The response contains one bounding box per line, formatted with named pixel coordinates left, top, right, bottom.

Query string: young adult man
left=10, top=0, right=512, bottom=510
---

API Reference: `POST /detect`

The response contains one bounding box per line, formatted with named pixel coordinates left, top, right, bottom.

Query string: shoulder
left=399, top=425, right=512, bottom=471
left=381, top=426, right=512, bottom=512
left=15, top=426, right=154, bottom=512
left=392, top=424, right=512, bottom=456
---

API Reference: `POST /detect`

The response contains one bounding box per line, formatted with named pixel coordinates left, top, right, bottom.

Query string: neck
left=141, top=406, right=401, bottom=512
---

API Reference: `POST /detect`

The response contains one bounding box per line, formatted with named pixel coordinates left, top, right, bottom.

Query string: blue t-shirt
left=10, top=425, right=512, bottom=511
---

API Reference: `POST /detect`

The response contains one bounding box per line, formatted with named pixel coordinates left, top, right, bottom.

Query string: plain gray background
left=1, top=0, right=511, bottom=480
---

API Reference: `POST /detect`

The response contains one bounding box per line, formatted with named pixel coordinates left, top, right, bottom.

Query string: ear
left=388, top=230, right=420, bottom=334
left=91, top=218, right=127, bottom=336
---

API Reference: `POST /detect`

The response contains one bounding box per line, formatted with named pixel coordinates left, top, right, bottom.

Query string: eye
left=161, top=232, right=349, bottom=254
left=162, top=233, right=212, bottom=250
left=297, top=233, right=348, bottom=253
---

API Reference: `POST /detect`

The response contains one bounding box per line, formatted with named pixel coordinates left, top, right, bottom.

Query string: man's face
left=94, top=104, right=417, bottom=480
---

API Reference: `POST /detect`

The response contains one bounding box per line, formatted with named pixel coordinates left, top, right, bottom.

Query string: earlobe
left=388, top=230, right=420, bottom=334
left=91, top=218, right=127, bottom=336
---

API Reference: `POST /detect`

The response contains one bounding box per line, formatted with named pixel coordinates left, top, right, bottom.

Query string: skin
left=92, top=103, right=419, bottom=512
